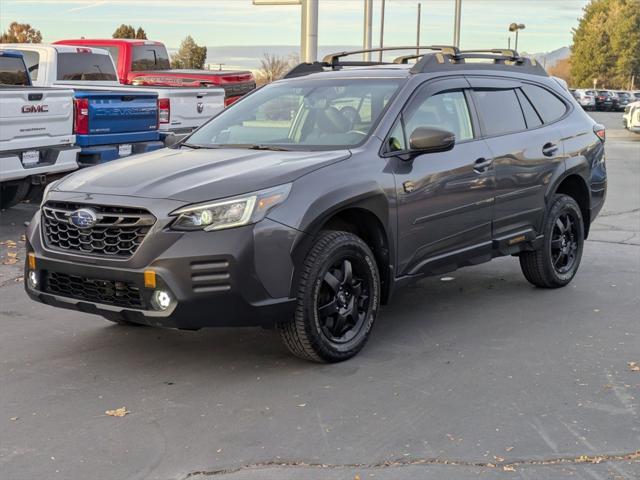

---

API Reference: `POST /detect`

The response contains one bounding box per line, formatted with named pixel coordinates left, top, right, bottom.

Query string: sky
left=1, top=0, right=589, bottom=54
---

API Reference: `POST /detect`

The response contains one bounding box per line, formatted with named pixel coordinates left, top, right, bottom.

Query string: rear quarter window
left=473, top=89, right=526, bottom=136
left=521, top=84, right=567, bottom=123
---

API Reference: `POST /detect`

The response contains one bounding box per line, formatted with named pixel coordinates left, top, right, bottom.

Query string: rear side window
left=56, top=52, right=118, bottom=81
left=521, top=84, right=567, bottom=123
left=515, top=89, right=542, bottom=129
left=20, top=50, right=40, bottom=81
left=0, top=56, right=30, bottom=85
left=473, top=89, right=526, bottom=136
left=132, top=45, right=171, bottom=71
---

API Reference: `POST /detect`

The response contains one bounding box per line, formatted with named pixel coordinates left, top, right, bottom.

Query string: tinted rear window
left=131, top=45, right=171, bottom=71
left=0, top=55, right=30, bottom=85
left=522, top=84, right=567, bottom=123
left=474, top=89, right=526, bottom=136
left=56, top=52, right=118, bottom=81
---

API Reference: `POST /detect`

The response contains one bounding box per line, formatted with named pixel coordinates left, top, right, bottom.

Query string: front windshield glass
left=186, top=78, right=403, bottom=150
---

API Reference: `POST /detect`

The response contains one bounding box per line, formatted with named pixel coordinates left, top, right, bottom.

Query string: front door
left=390, top=78, right=495, bottom=276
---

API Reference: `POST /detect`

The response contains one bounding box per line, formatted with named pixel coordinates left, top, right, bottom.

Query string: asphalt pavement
left=0, top=111, right=638, bottom=480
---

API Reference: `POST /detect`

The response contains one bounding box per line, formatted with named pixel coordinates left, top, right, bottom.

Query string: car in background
left=623, top=101, right=640, bottom=133
left=615, top=91, right=633, bottom=111
left=0, top=50, right=79, bottom=208
left=594, top=90, right=618, bottom=111
left=632, top=91, right=640, bottom=101
left=55, top=39, right=255, bottom=106
left=573, top=89, right=596, bottom=110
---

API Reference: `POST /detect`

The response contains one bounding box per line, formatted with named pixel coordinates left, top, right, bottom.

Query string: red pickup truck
left=54, top=39, right=255, bottom=106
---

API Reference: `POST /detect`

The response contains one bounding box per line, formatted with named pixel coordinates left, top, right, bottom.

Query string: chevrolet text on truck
left=0, top=50, right=79, bottom=208
left=0, top=43, right=165, bottom=164
left=54, top=39, right=256, bottom=106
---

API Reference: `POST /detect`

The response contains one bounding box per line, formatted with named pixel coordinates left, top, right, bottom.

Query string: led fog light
left=27, top=270, right=39, bottom=289
left=151, top=289, right=172, bottom=311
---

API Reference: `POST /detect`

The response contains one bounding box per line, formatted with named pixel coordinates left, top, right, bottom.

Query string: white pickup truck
left=0, top=50, right=79, bottom=208
left=0, top=44, right=225, bottom=144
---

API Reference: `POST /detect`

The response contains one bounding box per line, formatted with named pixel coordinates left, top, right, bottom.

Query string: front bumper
left=25, top=194, right=301, bottom=328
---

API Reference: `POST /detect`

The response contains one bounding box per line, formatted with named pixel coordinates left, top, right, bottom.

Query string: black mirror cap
left=408, top=127, right=456, bottom=155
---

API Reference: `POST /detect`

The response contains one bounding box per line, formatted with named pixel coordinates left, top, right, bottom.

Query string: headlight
left=170, top=184, right=291, bottom=231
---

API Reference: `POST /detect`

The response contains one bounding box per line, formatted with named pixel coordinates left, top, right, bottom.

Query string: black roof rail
left=410, top=48, right=548, bottom=76
left=322, top=45, right=459, bottom=67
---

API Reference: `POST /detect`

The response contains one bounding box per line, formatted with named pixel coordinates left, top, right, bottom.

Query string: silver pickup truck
left=0, top=50, right=79, bottom=208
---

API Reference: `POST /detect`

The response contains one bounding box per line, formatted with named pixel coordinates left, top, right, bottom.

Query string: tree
left=171, top=36, right=207, bottom=69
left=255, top=53, right=298, bottom=85
left=135, top=27, right=147, bottom=40
left=0, top=22, right=42, bottom=43
left=112, top=24, right=148, bottom=40
left=548, top=57, right=572, bottom=83
left=571, top=0, right=640, bottom=89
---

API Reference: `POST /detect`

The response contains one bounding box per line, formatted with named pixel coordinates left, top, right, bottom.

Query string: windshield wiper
left=246, top=144, right=291, bottom=151
left=181, top=143, right=205, bottom=149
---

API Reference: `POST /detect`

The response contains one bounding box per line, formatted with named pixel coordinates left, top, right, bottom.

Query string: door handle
left=542, top=142, right=559, bottom=157
left=473, top=157, right=493, bottom=173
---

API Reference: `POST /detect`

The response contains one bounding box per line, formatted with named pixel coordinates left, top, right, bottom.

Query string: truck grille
left=42, top=202, right=155, bottom=258
left=46, top=271, right=144, bottom=309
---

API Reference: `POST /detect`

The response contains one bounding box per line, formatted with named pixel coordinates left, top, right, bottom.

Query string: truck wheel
left=519, top=194, right=584, bottom=288
left=0, top=181, right=30, bottom=209
left=278, top=230, right=380, bottom=363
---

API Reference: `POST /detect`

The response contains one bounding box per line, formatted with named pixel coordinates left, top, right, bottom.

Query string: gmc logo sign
left=22, top=105, right=49, bottom=114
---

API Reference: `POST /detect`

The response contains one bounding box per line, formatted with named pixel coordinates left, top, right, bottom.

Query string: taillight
left=74, top=98, right=89, bottom=134
left=224, top=96, right=239, bottom=107
left=593, top=124, right=605, bottom=142
left=158, top=98, right=170, bottom=124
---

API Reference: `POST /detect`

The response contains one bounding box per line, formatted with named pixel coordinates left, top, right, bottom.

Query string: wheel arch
left=546, top=165, right=591, bottom=238
left=290, top=194, right=394, bottom=304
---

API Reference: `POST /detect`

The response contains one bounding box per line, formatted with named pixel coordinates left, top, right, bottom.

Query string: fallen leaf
left=494, top=456, right=505, bottom=462
left=105, top=407, right=130, bottom=417
left=503, top=465, right=515, bottom=472
left=6, top=252, right=17, bottom=257
left=10, top=416, right=19, bottom=421
left=3, top=259, right=17, bottom=265
left=505, top=446, right=514, bottom=452
left=354, top=475, right=361, bottom=480
left=628, top=362, right=640, bottom=372
left=296, top=403, right=307, bottom=407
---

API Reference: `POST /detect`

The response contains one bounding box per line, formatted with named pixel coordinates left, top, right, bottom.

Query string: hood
left=55, top=147, right=350, bottom=203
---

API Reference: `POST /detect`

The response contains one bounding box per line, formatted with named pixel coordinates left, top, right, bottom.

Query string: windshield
left=132, top=45, right=171, bottom=71
left=186, top=78, right=403, bottom=150
left=57, top=52, right=118, bottom=81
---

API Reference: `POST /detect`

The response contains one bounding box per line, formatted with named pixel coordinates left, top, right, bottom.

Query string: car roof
left=0, top=43, right=111, bottom=55
left=55, top=38, right=164, bottom=47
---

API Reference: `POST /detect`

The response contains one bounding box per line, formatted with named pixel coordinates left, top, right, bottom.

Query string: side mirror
left=164, top=134, right=180, bottom=148
left=408, top=127, right=455, bottom=155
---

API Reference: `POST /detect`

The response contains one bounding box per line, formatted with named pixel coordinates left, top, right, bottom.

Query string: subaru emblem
left=197, top=102, right=204, bottom=114
left=68, top=208, right=98, bottom=229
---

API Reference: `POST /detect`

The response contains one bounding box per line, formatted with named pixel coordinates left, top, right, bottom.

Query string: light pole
left=453, top=0, right=462, bottom=48
left=508, top=23, right=525, bottom=51
left=378, top=0, right=386, bottom=62
left=363, top=0, right=373, bottom=61
left=252, top=0, right=318, bottom=63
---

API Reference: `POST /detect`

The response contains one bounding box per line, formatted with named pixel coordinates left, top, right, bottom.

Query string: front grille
left=46, top=271, right=144, bottom=309
left=42, top=202, right=155, bottom=258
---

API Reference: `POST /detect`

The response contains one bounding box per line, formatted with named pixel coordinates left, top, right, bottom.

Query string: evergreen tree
left=171, top=36, right=207, bottom=70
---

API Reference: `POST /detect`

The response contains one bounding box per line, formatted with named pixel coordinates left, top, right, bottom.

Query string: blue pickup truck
left=0, top=44, right=164, bottom=166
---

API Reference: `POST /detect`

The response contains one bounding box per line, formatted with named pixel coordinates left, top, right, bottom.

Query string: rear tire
left=0, top=181, right=30, bottom=209
left=519, top=194, right=584, bottom=288
left=278, top=230, right=380, bottom=363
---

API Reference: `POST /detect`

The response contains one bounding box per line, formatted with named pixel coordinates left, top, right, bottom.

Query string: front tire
left=278, top=230, right=380, bottom=363
left=519, top=194, right=584, bottom=288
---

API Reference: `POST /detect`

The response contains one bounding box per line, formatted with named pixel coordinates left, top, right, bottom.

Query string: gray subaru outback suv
left=25, top=46, right=607, bottom=362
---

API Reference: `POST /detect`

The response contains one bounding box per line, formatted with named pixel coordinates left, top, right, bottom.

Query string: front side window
left=132, top=45, right=171, bottom=71
left=187, top=78, right=402, bottom=150
left=403, top=90, right=473, bottom=142
left=56, top=52, right=118, bottom=81
left=473, top=89, right=526, bottom=136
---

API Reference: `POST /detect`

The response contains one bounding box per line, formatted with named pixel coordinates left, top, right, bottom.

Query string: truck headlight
left=170, top=184, right=291, bottom=231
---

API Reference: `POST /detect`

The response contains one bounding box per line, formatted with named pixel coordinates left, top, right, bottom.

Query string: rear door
left=468, top=77, right=566, bottom=241
left=391, top=78, right=496, bottom=276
